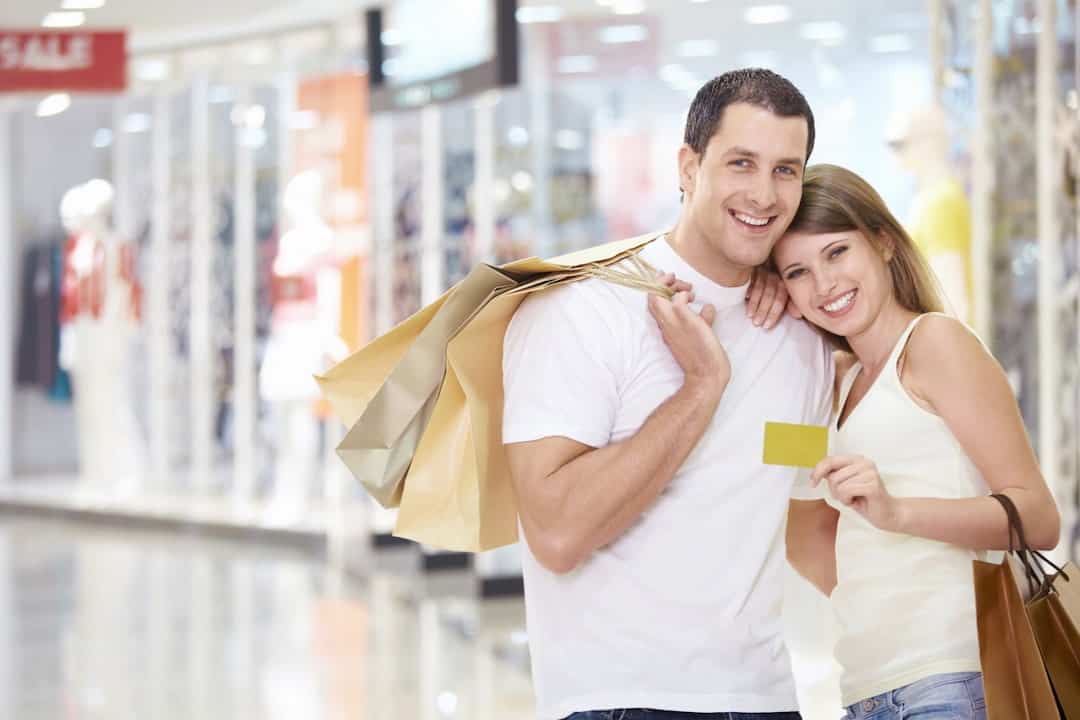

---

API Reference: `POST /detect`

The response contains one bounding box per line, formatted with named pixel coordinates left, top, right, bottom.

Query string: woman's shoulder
left=905, top=313, right=990, bottom=380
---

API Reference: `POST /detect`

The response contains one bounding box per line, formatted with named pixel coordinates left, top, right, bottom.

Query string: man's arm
left=786, top=499, right=838, bottom=596
left=506, top=290, right=727, bottom=574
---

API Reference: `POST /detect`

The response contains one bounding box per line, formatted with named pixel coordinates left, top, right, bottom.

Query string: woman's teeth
left=824, top=291, right=855, bottom=312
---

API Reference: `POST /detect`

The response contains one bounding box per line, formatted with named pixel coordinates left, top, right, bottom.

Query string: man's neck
left=667, top=219, right=752, bottom=287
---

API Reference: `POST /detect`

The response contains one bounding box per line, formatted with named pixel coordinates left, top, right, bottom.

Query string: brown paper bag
left=977, top=494, right=1063, bottom=720
left=320, top=264, right=518, bottom=507
left=393, top=232, right=664, bottom=550
left=1028, top=561, right=1080, bottom=719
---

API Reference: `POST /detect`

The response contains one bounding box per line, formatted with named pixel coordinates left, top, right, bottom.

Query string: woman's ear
left=879, top=231, right=897, bottom=262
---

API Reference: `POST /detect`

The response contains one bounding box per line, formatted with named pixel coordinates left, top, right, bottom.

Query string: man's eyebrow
left=725, top=147, right=804, bottom=169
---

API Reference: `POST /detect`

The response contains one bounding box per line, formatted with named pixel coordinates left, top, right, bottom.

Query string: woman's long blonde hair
left=783, top=163, right=945, bottom=352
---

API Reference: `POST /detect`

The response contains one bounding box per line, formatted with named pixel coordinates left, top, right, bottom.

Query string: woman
left=774, top=164, right=1060, bottom=720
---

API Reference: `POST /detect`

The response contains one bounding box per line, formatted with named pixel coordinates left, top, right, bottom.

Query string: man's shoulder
left=515, top=275, right=645, bottom=326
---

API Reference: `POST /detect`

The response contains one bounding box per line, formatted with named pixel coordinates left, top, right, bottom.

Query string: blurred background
left=0, top=0, right=1077, bottom=718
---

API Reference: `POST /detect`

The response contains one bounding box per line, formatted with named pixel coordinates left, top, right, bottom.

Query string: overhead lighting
left=870, top=33, right=913, bottom=53
left=678, top=39, right=719, bottom=57
left=36, top=93, right=71, bottom=118
left=92, top=128, right=113, bottom=148
left=380, top=29, right=403, bottom=46
left=743, top=5, right=791, bottom=24
left=556, top=55, right=597, bottom=74
left=122, top=113, right=152, bottom=133
left=800, top=21, right=847, bottom=45
left=61, top=0, right=105, bottom=8
left=507, top=126, right=529, bottom=146
left=134, top=58, right=170, bottom=82
left=659, top=63, right=700, bottom=93
left=511, top=171, right=534, bottom=192
left=555, top=129, right=584, bottom=151
left=516, top=6, right=564, bottom=23
left=436, top=692, right=458, bottom=717
left=598, top=25, right=648, bottom=44
left=42, top=11, right=86, bottom=28
left=612, top=0, right=646, bottom=15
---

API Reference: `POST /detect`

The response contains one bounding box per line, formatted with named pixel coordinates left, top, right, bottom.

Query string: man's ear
left=677, top=144, right=699, bottom=198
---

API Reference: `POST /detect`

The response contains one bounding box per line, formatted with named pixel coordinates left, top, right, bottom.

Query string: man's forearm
left=542, top=378, right=722, bottom=566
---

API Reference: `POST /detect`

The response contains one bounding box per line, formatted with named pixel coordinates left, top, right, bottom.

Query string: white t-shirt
left=503, top=238, right=834, bottom=720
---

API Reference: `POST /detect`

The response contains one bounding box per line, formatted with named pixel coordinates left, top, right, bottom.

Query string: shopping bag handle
left=989, top=493, right=1067, bottom=598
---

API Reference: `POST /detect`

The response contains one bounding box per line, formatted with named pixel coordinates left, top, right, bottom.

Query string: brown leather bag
left=974, top=494, right=1061, bottom=720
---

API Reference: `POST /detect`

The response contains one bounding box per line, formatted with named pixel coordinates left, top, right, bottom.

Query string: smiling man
left=503, top=69, right=834, bottom=720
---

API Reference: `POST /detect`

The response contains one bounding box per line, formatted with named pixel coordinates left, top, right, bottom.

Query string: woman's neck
left=847, top=299, right=920, bottom=374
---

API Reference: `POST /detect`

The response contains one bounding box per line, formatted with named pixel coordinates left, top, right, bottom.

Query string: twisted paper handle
left=582, top=252, right=674, bottom=299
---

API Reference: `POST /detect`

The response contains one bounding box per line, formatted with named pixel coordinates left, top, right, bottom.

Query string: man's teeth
left=734, top=212, right=769, bottom=227
left=824, top=291, right=855, bottom=313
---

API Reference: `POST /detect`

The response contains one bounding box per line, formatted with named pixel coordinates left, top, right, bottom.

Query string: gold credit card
left=762, top=422, right=828, bottom=468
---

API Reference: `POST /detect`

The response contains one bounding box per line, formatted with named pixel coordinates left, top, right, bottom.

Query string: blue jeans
left=565, top=712, right=801, bottom=720
left=845, top=672, right=986, bottom=719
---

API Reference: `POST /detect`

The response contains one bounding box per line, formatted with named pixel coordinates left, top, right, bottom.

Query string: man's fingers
left=753, top=284, right=778, bottom=326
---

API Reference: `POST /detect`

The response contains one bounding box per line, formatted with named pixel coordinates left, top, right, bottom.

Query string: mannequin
left=59, top=179, right=145, bottom=495
left=887, top=105, right=973, bottom=323
left=260, top=170, right=345, bottom=518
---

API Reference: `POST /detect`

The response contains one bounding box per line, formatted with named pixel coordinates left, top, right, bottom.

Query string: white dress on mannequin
left=59, top=180, right=146, bottom=496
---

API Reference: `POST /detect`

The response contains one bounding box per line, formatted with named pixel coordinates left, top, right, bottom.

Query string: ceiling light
left=42, top=11, right=85, bottom=28
left=122, top=113, right=152, bottom=133
left=598, top=25, right=648, bottom=44
left=800, top=21, right=847, bottom=45
left=380, top=29, right=402, bottom=46
left=511, top=171, right=534, bottom=192
left=436, top=692, right=458, bottom=717
left=516, top=6, right=564, bottom=23
left=507, top=126, right=529, bottom=146
left=743, top=5, right=791, bottom=24
left=92, top=128, right=113, bottom=148
left=36, top=93, right=71, bottom=118
left=556, top=55, right=597, bottom=74
left=678, top=39, right=719, bottom=57
left=555, top=129, right=584, bottom=151
left=134, top=58, right=170, bottom=82
left=62, top=0, right=105, bottom=8
left=612, top=0, right=646, bottom=15
left=869, top=33, right=913, bottom=53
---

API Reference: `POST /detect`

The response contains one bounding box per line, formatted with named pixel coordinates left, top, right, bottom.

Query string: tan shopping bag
left=319, top=264, right=519, bottom=507
left=976, top=494, right=1063, bottom=720
left=1027, top=560, right=1080, bottom=719
left=393, top=233, right=665, bottom=551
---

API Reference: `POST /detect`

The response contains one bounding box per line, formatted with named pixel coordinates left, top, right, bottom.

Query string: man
left=502, top=68, right=834, bottom=720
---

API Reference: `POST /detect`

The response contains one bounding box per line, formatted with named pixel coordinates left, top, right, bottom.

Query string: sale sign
left=0, top=30, right=126, bottom=92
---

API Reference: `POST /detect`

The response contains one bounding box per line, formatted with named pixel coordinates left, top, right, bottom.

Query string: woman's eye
left=785, top=268, right=805, bottom=280
left=828, top=245, right=848, bottom=259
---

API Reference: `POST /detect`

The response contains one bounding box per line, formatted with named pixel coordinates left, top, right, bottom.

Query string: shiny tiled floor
left=0, top=517, right=535, bottom=720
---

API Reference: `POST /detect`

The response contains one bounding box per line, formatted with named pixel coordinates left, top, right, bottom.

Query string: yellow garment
left=907, top=177, right=972, bottom=322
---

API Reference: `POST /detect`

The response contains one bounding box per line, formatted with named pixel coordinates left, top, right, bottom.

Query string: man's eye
left=776, top=166, right=797, bottom=176
left=731, top=159, right=752, bottom=169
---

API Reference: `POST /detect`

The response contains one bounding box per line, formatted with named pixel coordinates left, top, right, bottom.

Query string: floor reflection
left=0, top=518, right=534, bottom=720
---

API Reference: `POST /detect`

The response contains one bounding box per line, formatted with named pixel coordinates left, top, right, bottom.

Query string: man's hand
left=812, top=454, right=903, bottom=532
left=746, top=267, right=802, bottom=328
left=647, top=290, right=730, bottom=392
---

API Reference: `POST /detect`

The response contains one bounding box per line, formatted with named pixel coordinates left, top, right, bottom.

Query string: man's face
left=679, top=102, right=809, bottom=273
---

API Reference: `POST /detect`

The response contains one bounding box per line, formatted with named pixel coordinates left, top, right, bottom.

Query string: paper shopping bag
left=1028, top=561, right=1080, bottom=719
left=393, top=232, right=666, bottom=550
left=321, top=263, right=518, bottom=507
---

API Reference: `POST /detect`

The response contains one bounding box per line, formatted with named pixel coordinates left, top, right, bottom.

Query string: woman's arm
left=816, top=315, right=1060, bottom=550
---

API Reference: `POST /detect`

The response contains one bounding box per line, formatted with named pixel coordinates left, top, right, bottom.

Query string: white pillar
left=233, top=86, right=258, bottom=503
left=112, top=99, right=135, bottom=243
left=190, top=75, right=214, bottom=494
left=526, top=26, right=554, bottom=257
left=927, top=0, right=946, bottom=102
left=372, top=114, right=395, bottom=335
left=0, top=110, right=13, bottom=485
left=474, top=91, right=498, bottom=264
left=420, top=105, right=444, bottom=305
left=971, top=0, right=994, bottom=343
left=1036, top=0, right=1060, bottom=508
left=150, top=91, right=173, bottom=492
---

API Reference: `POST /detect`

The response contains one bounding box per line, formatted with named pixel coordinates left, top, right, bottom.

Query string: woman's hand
left=746, top=267, right=801, bottom=328
left=812, top=455, right=904, bottom=532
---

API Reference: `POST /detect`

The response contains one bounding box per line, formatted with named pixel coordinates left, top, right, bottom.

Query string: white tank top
left=828, top=313, right=987, bottom=706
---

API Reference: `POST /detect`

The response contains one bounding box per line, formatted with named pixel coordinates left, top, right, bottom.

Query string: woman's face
left=773, top=228, right=894, bottom=339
